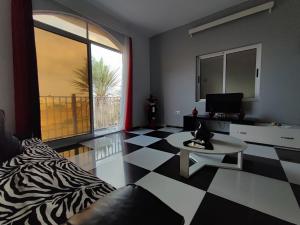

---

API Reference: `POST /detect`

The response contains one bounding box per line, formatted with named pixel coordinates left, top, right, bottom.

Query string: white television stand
left=230, top=123, right=300, bottom=150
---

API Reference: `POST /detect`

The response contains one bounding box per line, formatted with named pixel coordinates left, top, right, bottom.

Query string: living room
left=0, top=0, right=299, bottom=224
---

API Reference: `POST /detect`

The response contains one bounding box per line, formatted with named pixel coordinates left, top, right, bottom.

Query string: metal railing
left=93, top=96, right=121, bottom=130
left=40, top=95, right=120, bottom=141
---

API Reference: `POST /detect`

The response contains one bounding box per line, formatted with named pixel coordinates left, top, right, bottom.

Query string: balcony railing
left=40, top=95, right=120, bottom=141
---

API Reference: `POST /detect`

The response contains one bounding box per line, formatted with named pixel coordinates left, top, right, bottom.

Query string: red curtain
left=125, top=38, right=133, bottom=131
left=11, top=0, right=41, bottom=139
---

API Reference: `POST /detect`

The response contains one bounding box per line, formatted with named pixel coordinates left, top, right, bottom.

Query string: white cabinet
left=230, top=124, right=300, bottom=149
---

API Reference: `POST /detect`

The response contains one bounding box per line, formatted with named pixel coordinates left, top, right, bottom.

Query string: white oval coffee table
left=166, top=132, right=247, bottom=178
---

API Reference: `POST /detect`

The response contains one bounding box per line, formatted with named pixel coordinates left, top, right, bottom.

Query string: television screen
left=206, top=93, right=243, bottom=113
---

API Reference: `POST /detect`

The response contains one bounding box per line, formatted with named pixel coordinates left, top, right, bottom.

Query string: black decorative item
left=192, top=107, right=198, bottom=117
left=190, top=122, right=214, bottom=150
left=147, top=95, right=158, bottom=128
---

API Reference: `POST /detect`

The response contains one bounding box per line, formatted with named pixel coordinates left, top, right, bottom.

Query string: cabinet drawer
left=274, top=132, right=300, bottom=149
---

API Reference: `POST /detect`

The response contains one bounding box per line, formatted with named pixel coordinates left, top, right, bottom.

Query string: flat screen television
left=206, top=93, right=243, bottom=113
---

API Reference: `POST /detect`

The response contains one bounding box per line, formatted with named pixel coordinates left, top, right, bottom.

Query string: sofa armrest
left=67, top=184, right=184, bottom=225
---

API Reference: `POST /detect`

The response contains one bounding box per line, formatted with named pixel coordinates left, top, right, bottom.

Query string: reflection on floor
left=57, top=127, right=300, bottom=225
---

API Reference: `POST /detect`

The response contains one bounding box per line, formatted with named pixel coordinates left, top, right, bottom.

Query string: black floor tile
left=222, top=153, right=288, bottom=181
left=120, top=142, right=143, bottom=155
left=276, top=148, right=300, bottom=164
left=144, top=131, right=172, bottom=138
left=154, top=155, right=218, bottom=191
left=190, top=193, right=293, bottom=225
left=89, top=162, right=150, bottom=185
left=148, top=139, right=180, bottom=154
left=290, top=183, right=300, bottom=207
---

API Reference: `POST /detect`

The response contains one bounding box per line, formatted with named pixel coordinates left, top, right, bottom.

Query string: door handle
left=280, top=136, right=294, bottom=140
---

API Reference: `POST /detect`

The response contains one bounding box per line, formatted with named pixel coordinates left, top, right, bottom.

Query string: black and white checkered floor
left=58, top=127, right=300, bottom=225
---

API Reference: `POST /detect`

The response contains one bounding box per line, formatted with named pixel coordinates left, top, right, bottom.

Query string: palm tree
left=72, top=57, right=120, bottom=129
left=72, top=57, right=119, bottom=97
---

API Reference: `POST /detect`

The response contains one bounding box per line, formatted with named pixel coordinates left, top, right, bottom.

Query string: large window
left=35, top=28, right=90, bottom=140
left=34, top=12, right=123, bottom=141
left=196, top=44, right=261, bottom=101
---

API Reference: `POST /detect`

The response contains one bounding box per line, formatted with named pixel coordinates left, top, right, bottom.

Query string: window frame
left=196, top=43, right=262, bottom=102
left=33, top=11, right=122, bottom=52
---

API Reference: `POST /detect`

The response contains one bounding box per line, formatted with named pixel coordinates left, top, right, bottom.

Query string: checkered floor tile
left=57, top=127, right=300, bottom=225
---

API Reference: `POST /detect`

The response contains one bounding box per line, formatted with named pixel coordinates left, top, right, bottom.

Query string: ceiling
left=88, top=0, right=248, bottom=37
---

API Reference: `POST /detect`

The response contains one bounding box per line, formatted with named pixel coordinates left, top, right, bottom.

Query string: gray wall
left=150, top=0, right=300, bottom=127
left=0, top=0, right=14, bottom=133
left=0, top=0, right=150, bottom=134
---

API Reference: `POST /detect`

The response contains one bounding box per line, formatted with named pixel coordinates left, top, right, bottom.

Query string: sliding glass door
left=91, top=44, right=123, bottom=132
left=34, top=28, right=91, bottom=141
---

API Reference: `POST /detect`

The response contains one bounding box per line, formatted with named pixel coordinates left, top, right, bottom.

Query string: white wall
left=0, top=0, right=15, bottom=133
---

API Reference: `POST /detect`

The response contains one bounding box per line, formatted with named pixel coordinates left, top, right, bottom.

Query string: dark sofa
left=67, top=184, right=185, bottom=225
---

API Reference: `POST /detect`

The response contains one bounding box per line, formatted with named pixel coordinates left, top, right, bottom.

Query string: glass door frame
left=34, top=20, right=94, bottom=143
left=89, top=41, right=123, bottom=133
left=34, top=20, right=124, bottom=146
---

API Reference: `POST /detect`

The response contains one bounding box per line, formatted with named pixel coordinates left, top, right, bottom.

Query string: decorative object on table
left=184, top=122, right=214, bottom=150
left=192, top=107, right=198, bottom=117
left=208, top=112, right=215, bottom=118
left=147, top=95, right=158, bottom=128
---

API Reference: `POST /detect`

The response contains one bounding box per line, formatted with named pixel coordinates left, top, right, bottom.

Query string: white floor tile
left=281, top=161, right=300, bottom=185
left=123, top=147, right=174, bottom=171
left=124, top=135, right=161, bottom=146
left=81, top=136, right=118, bottom=149
left=94, top=127, right=120, bottom=136
left=80, top=139, right=96, bottom=149
left=208, top=169, right=300, bottom=224
left=244, top=144, right=279, bottom=160
left=93, top=153, right=129, bottom=188
left=129, top=128, right=154, bottom=135
left=158, top=127, right=183, bottom=133
left=136, top=172, right=205, bottom=225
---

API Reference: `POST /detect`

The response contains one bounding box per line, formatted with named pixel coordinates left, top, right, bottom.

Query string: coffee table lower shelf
left=180, top=150, right=243, bottom=178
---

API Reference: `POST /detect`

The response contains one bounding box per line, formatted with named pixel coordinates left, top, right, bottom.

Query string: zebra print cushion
left=0, top=138, right=115, bottom=225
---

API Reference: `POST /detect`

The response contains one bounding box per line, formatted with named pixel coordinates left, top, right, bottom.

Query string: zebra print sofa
left=0, top=138, right=115, bottom=225
left=0, top=139, right=184, bottom=225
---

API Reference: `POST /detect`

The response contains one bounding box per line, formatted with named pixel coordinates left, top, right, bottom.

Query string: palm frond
left=72, top=57, right=120, bottom=97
